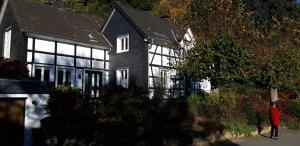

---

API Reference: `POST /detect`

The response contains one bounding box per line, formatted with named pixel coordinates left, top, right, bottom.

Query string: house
left=0, top=0, right=112, bottom=97
left=0, top=0, right=111, bottom=145
left=102, top=2, right=211, bottom=98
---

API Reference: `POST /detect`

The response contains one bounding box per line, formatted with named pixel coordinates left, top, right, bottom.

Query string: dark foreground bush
left=37, top=84, right=195, bottom=146
left=101, top=88, right=194, bottom=145
left=0, top=58, right=28, bottom=79
left=34, top=85, right=96, bottom=145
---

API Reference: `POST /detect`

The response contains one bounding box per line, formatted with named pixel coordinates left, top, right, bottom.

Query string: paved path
left=214, top=128, right=300, bottom=146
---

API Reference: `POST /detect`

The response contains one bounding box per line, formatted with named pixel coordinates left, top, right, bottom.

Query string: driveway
left=213, top=128, right=300, bottom=146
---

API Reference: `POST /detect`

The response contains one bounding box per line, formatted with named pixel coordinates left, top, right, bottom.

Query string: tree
left=35, top=0, right=159, bottom=17
left=179, top=32, right=253, bottom=88
left=153, top=0, right=253, bottom=45
left=157, top=0, right=300, bottom=100
left=256, top=44, right=300, bottom=102
left=245, top=0, right=300, bottom=101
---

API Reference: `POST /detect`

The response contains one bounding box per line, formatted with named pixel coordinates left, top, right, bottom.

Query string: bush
left=187, top=87, right=237, bottom=119
left=103, top=93, right=149, bottom=145
left=39, top=85, right=96, bottom=145
left=0, top=58, right=29, bottom=79
left=241, top=95, right=269, bottom=126
left=38, top=81, right=195, bottom=146
left=221, top=117, right=255, bottom=137
left=288, top=99, right=300, bottom=118
left=281, top=117, right=300, bottom=130
left=100, top=82, right=195, bottom=145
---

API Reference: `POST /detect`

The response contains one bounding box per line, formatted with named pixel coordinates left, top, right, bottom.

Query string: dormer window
left=117, top=34, right=129, bottom=53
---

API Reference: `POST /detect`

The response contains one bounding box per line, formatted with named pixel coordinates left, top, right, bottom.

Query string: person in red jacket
left=269, top=102, right=280, bottom=140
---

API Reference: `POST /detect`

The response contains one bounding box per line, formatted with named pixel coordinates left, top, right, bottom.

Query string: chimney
left=52, top=0, right=64, bottom=10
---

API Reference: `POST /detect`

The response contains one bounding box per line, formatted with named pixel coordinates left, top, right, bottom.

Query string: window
left=3, top=29, right=11, bottom=58
left=34, top=67, right=51, bottom=81
left=160, top=69, right=168, bottom=86
left=35, top=39, right=55, bottom=53
left=117, top=35, right=129, bottom=53
left=57, top=68, right=73, bottom=85
left=27, top=38, right=33, bottom=50
left=116, top=68, right=129, bottom=88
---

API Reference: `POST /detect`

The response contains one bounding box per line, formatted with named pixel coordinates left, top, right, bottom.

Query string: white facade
left=148, top=44, right=184, bottom=98
left=148, top=28, right=212, bottom=98
left=26, top=37, right=110, bottom=94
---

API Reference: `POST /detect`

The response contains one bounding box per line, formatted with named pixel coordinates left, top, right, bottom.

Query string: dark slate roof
left=8, top=0, right=111, bottom=48
left=0, top=79, right=54, bottom=94
left=115, top=3, right=181, bottom=47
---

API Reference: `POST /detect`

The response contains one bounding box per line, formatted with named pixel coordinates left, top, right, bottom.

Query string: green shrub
left=47, top=85, right=91, bottom=120
left=102, top=82, right=195, bottom=145
left=281, top=117, right=300, bottom=130
left=39, top=85, right=96, bottom=145
left=221, top=117, right=255, bottom=137
left=104, top=93, right=149, bottom=145
left=187, top=93, right=214, bottom=118
left=288, top=99, right=300, bottom=118
left=187, top=87, right=238, bottom=119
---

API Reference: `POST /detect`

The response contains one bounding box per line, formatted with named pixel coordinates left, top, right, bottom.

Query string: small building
left=0, top=79, right=54, bottom=146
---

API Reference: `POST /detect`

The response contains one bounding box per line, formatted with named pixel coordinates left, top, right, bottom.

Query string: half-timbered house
left=0, top=0, right=112, bottom=97
left=0, top=1, right=111, bottom=145
left=102, top=3, right=211, bottom=98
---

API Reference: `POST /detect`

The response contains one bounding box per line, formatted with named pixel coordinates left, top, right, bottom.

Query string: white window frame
left=116, top=34, right=129, bottom=53
left=3, top=28, right=11, bottom=58
left=34, top=66, right=52, bottom=82
left=56, top=67, right=75, bottom=86
left=116, top=68, right=129, bottom=88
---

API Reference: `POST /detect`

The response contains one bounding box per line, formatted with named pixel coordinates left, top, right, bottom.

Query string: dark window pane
left=35, top=68, right=41, bottom=81
left=125, top=38, right=128, bottom=50
left=121, top=39, right=124, bottom=50
left=124, top=70, right=127, bottom=79
left=58, top=70, right=63, bottom=85
left=66, top=71, right=71, bottom=82
left=121, top=70, right=124, bottom=79
left=44, top=69, right=50, bottom=81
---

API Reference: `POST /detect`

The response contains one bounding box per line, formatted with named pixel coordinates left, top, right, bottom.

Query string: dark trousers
left=270, top=125, right=278, bottom=137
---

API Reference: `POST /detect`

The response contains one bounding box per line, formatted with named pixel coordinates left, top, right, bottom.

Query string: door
left=0, top=98, right=26, bottom=146
left=85, top=70, right=102, bottom=98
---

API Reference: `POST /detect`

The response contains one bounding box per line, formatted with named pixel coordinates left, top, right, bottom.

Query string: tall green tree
left=180, top=32, right=253, bottom=88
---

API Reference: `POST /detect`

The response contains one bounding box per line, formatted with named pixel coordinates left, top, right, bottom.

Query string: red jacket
left=269, top=106, right=280, bottom=126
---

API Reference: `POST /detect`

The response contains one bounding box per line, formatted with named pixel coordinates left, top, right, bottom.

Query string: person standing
left=269, top=102, right=280, bottom=140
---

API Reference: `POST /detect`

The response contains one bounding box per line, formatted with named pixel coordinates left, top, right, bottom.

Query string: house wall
left=0, top=2, right=26, bottom=62
left=26, top=37, right=110, bottom=91
left=148, top=44, right=185, bottom=98
left=102, top=9, right=148, bottom=90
